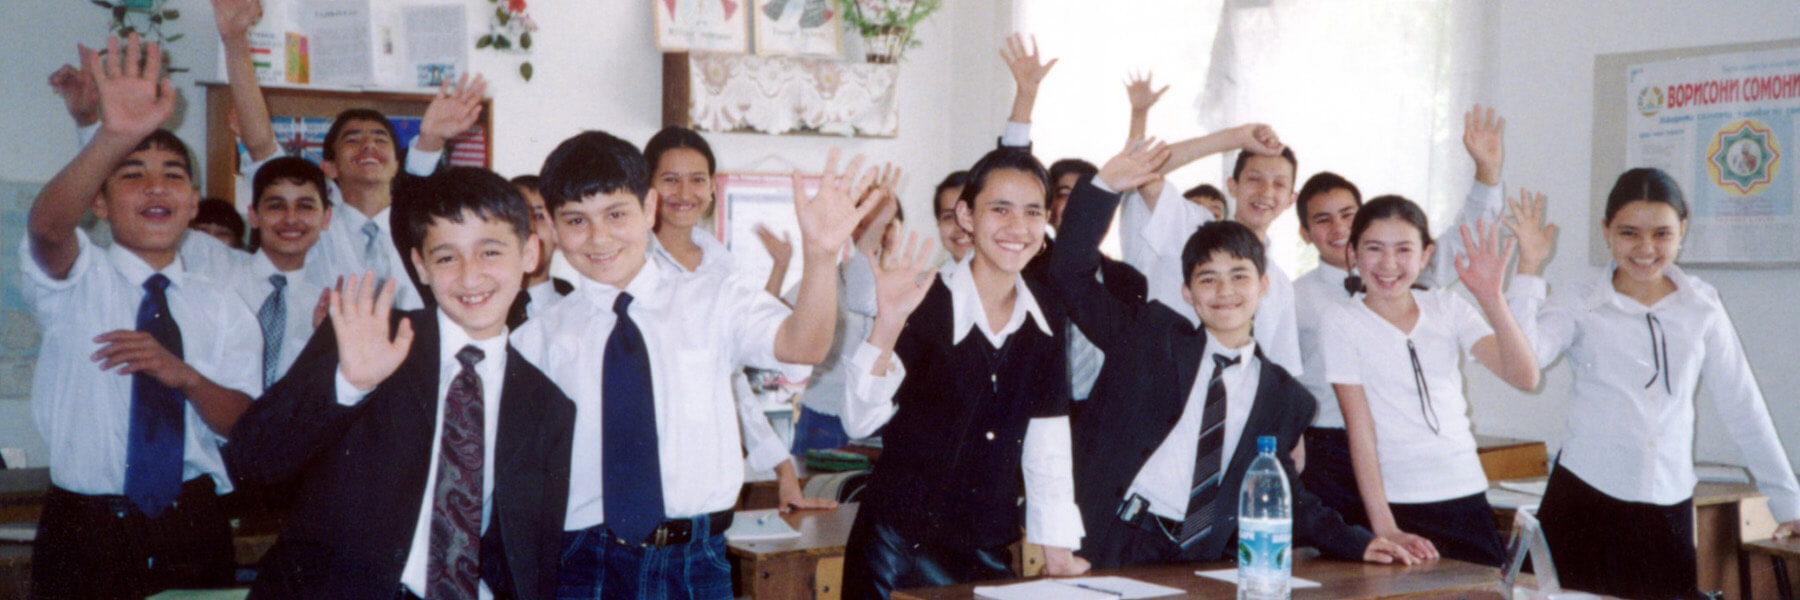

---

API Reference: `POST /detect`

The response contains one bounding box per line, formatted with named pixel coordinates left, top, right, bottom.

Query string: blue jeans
left=791, top=405, right=852, bottom=454
left=555, top=519, right=734, bottom=600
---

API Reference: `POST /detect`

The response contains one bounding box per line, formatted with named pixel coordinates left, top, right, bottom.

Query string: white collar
left=577, top=255, right=666, bottom=313
left=946, top=257, right=1053, bottom=345
left=650, top=227, right=730, bottom=274
left=108, top=237, right=186, bottom=290
left=1587, top=263, right=1707, bottom=312
left=1314, top=261, right=1349, bottom=285
left=252, top=250, right=305, bottom=280
left=436, top=307, right=508, bottom=367
left=1204, top=336, right=1257, bottom=366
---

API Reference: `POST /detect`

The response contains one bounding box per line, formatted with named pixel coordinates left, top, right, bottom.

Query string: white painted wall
left=1469, top=1, right=1800, bottom=470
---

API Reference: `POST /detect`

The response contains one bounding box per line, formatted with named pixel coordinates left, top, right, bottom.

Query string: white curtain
left=1199, top=0, right=1497, bottom=274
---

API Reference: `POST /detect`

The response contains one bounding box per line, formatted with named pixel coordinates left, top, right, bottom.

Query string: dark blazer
left=1050, top=177, right=1372, bottom=568
left=1025, top=236, right=1148, bottom=307
left=224, top=309, right=575, bottom=600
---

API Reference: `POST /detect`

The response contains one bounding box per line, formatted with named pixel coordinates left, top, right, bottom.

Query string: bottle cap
left=1258, top=435, right=1276, bottom=454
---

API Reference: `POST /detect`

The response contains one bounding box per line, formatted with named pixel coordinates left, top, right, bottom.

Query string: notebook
left=724, top=509, right=801, bottom=542
left=974, top=577, right=1184, bottom=599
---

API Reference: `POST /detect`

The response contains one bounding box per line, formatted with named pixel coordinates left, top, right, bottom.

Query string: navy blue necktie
left=124, top=274, right=185, bottom=517
left=602, top=292, right=664, bottom=543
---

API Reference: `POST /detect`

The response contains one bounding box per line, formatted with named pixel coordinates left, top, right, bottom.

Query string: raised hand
left=1000, top=33, right=1057, bottom=95
left=48, top=63, right=100, bottom=127
left=1124, top=70, right=1168, bottom=112
left=793, top=149, right=879, bottom=257
left=753, top=223, right=793, bottom=268
left=329, top=272, right=415, bottom=392
left=1233, top=123, right=1284, bottom=156
left=212, top=0, right=263, bottom=40
left=416, top=73, right=488, bottom=152
left=1098, top=138, right=1171, bottom=192
left=1454, top=219, right=1517, bottom=302
left=92, top=330, right=200, bottom=390
left=1501, top=189, right=1556, bottom=276
left=869, top=231, right=935, bottom=324
left=311, top=287, right=330, bottom=329
left=855, top=165, right=903, bottom=254
left=1464, top=104, right=1505, bottom=186
left=83, top=34, right=178, bottom=140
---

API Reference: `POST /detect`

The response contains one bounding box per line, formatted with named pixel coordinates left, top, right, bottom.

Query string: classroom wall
left=1468, top=1, right=1800, bottom=469
left=0, top=0, right=997, bottom=464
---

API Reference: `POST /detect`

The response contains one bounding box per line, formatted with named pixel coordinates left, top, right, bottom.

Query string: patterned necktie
left=428, top=345, right=485, bottom=600
left=361, top=221, right=391, bottom=277
left=257, top=274, right=287, bottom=389
left=1178, top=352, right=1242, bottom=548
left=124, top=274, right=185, bottom=517
left=602, top=292, right=664, bottom=543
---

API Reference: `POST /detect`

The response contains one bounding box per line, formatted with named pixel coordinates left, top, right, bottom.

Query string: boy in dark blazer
left=225, top=168, right=575, bottom=600
left=1049, top=143, right=1433, bottom=569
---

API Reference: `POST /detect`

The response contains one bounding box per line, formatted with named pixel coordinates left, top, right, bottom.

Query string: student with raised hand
left=1505, top=170, right=1800, bottom=600
left=513, top=132, right=875, bottom=599
left=24, top=34, right=262, bottom=599
left=1124, top=70, right=1168, bottom=142
left=1052, top=141, right=1426, bottom=569
left=226, top=168, right=576, bottom=600
left=1320, top=197, right=1538, bottom=567
left=841, top=147, right=1091, bottom=599
left=1294, top=104, right=1509, bottom=523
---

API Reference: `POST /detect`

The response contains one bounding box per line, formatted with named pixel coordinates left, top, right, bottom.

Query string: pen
left=1055, top=580, right=1123, bottom=598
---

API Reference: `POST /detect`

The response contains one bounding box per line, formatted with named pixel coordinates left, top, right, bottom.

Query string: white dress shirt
left=1128, top=339, right=1262, bottom=520
left=1292, top=181, right=1505, bottom=429
left=19, top=230, right=263, bottom=496
left=1112, top=181, right=1304, bottom=376
left=223, top=251, right=324, bottom=384
left=334, top=310, right=506, bottom=600
left=649, top=227, right=736, bottom=276
left=511, top=259, right=810, bottom=530
left=1320, top=290, right=1493, bottom=503
left=1510, top=267, right=1800, bottom=521
left=843, top=258, right=1085, bottom=549
left=785, top=251, right=878, bottom=417
left=523, top=279, right=565, bottom=318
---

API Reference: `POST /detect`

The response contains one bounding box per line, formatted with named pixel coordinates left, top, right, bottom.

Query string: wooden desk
left=1474, top=435, right=1548, bottom=482
left=729, top=503, right=859, bottom=600
left=1740, top=537, right=1800, bottom=600
left=892, top=555, right=1504, bottom=600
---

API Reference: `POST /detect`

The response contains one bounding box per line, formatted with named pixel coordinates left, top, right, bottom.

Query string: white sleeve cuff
left=334, top=369, right=373, bottom=406
left=841, top=342, right=904, bottom=438
left=405, top=139, right=444, bottom=177
left=1022, top=417, right=1084, bottom=550
left=1144, top=181, right=1207, bottom=257
left=1000, top=121, right=1032, bottom=148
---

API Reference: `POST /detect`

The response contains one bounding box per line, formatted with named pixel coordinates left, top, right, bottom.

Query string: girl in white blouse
left=1321, top=196, right=1540, bottom=566
left=1506, top=168, right=1800, bottom=600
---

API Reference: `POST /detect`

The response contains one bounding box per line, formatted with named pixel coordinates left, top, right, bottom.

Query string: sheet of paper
left=724, top=508, right=801, bottom=542
left=1050, top=577, right=1183, bottom=599
left=402, top=4, right=466, bottom=88
left=1194, top=568, right=1323, bottom=589
left=973, top=580, right=1117, bottom=600
left=298, top=0, right=373, bottom=86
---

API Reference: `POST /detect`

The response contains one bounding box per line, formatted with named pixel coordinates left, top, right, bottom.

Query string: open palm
left=1501, top=189, right=1556, bottom=274
left=793, top=149, right=878, bottom=256
left=870, top=232, right=935, bottom=321
left=1000, top=33, right=1057, bottom=93
left=1124, top=70, right=1168, bottom=111
left=84, top=34, right=177, bottom=139
left=330, top=273, right=414, bottom=392
left=1455, top=219, right=1516, bottom=301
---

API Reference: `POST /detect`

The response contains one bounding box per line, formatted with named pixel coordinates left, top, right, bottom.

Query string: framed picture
left=654, top=0, right=751, bottom=54
left=714, top=172, right=820, bottom=294
left=751, top=0, right=841, bottom=57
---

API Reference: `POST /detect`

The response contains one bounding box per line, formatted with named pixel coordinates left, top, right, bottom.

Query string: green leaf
left=162, top=9, right=178, bottom=19
left=493, top=35, right=512, bottom=50
left=112, top=5, right=127, bottom=21
left=520, top=61, right=533, bottom=81
left=496, top=6, right=510, bottom=25
left=477, top=34, right=493, bottom=49
left=165, top=33, right=184, bottom=42
left=149, top=14, right=162, bottom=24
left=520, top=32, right=532, bottom=50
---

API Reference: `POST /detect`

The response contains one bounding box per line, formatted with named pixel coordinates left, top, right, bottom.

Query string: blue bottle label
left=1238, top=517, right=1292, bottom=578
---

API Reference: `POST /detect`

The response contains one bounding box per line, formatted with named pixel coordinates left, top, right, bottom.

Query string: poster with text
left=715, top=172, right=819, bottom=294
left=655, top=0, right=750, bottom=53
left=753, top=0, right=841, bottom=57
left=1626, top=47, right=1800, bottom=265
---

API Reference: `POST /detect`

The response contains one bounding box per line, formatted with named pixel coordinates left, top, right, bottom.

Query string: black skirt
left=1536, top=463, right=1705, bottom=600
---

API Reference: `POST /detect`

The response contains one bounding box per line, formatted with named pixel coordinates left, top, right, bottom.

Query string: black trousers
left=1389, top=491, right=1507, bottom=567
left=31, top=479, right=235, bottom=600
left=1300, top=427, right=1367, bottom=527
left=841, top=506, right=1011, bottom=600
left=1537, top=464, right=1704, bottom=600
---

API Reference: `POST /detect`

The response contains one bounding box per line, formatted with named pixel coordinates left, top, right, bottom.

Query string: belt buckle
left=1116, top=494, right=1147, bottom=526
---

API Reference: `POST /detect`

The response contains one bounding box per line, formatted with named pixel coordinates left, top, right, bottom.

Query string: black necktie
left=124, top=274, right=185, bottom=517
left=602, top=293, right=664, bottom=543
left=1179, top=352, right=1241, bottom=548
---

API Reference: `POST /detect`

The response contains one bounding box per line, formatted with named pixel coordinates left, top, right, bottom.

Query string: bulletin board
left=714, top=172, right=820, bottom=294
left=1592, top=37, right=1800, bottom=267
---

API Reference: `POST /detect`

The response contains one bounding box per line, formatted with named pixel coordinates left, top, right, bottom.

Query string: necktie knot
left=269, top=273, right=287, bottom=290
left=613, top=292, right=634, bottom=316
left=1213, top=353, right=1242, bottom=372
left=361, top=221, right=381, bottom=241
left=144, top=273, right=171, bottom=294
left=455, top=345, right=485, bottom=370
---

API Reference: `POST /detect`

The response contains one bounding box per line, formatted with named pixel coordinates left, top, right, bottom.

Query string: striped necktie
left=361, top=221, right=391, bottom=277
left=257, top=274, right=286, bottom=389
left=1178, top=352, right=1241, bottom=548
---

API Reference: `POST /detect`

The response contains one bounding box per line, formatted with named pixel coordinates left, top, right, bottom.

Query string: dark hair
left=934, top=170, right=970, bottom=210
left=1296, top=171, right=1361, bottom=218
left=252, top=157, right=331, bottom=209
left=1183, top=183, right=1226, bottom=203
left=124, top=129, right=195, bottom=179
left=1230, top=147, right=1299, bottom=181
left=192, top=197, right=246, bottom=245
left=643, top=126, right=717, bottom=176
left=322, top=109, right=398, bottom=162
left=1604, top=167, right=1688, bottom=225
left=957, top=148, right=1049, bottom=208
left=1181, top=220, right=1267, bottom=281
left=510, top=174, right=541, bottom=193
left=538, top=130, right=651, bottom=214
left=1349, top=195, right=1433, bottom=250
left=404, top=167, right=533, bottom=250
left=1047, top=158, right=1099, bottom=189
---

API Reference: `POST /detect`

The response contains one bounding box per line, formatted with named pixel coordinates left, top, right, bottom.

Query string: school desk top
left=726, top=502, right=859, bottom=560
left=892, top=555, right=1508, bottom=600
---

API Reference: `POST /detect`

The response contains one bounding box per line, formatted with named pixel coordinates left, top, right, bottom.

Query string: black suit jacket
left=1050, top=176, right=1372, bottom=568
left=225, top=309, right=575, bottom=600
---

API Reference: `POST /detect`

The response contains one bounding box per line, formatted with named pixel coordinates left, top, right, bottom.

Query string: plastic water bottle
left=1238, top=435, right=1292, bottom=600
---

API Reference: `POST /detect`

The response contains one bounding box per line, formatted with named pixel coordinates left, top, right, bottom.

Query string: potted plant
left=836, top=0, right=942, bottom=63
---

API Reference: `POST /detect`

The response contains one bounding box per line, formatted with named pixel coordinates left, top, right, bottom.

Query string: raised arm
left=1499, top=189, right=1577, bottom=365
left=773, top=151, right=879, bottom=364
left=752, top=224, right=792, bottom=299
left=1124, top=70, right=1167, bottom=141
left=29, top=35, right=177, bottom=279
left=1424, top=104, right=1508, bottom=288
left=1137, top=124, right=1282, bottom=211
left=997, top=33, right=1055, bottom=148
left=415, top=73, right=487, bottom=154
left=214, top=0, right=279, bottom=162
left=49, top=61, right=100, bottom=130
left=1050, top=140, right=1168, bottom=353
left=1460, top=220, right=1541, bottom=390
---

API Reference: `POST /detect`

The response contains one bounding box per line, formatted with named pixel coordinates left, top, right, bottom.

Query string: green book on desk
left=805, top=448, right=871, bottom=472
